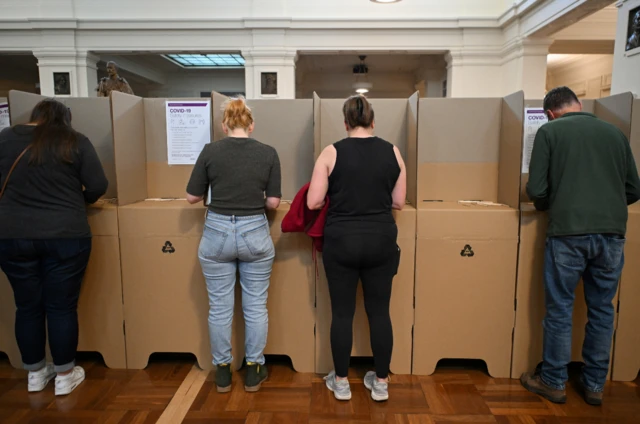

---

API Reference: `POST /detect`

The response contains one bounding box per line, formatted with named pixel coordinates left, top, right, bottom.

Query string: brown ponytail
left=27, top=99, right=79, bottom=165
left=222, top=96, right=254, bottom=130
left=342, top=94, right=374, bottom=130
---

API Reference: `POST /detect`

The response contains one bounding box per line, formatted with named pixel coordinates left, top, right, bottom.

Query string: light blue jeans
left=198, top=212, right=275, bottom=366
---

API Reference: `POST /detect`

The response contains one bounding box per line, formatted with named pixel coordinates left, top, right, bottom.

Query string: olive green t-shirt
left=527, top=112, right=640, bottom=237
left=186, top=137, right=281, bottom=216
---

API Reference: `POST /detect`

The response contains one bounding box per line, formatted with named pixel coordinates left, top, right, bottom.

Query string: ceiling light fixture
left=370, top=0, right=402, bottom=3
left=352, top=55, right=372, bottom=94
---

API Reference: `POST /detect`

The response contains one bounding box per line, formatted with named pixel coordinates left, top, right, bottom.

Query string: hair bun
left=223, top=96, right=254, bottom=130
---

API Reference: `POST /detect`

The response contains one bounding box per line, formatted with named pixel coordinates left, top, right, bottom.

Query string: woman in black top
left=308, top=95, right=406, bottom=402
left=0, top=99, right=108, bottom=396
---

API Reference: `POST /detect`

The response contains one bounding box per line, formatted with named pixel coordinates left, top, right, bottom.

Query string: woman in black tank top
left=308, top=95, right=406, bottom=402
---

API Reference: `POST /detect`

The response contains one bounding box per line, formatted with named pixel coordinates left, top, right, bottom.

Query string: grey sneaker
left=324, top=370, right=351, bottom=400
left=364, top=371, right=389, bottom=402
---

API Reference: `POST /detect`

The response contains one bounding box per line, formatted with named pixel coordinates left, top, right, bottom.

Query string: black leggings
left=323, top=226, right=399, bottom=379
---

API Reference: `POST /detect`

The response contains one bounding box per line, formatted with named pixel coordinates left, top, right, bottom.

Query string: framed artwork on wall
left=53, top=72, right=71, bottom=96
left=261, top=72, right=278, bottom=96
left=626, top=5, right=640, bottom=52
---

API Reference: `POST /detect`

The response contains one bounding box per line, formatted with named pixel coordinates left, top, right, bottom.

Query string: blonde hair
left=222, top=96, right=253, bottom=130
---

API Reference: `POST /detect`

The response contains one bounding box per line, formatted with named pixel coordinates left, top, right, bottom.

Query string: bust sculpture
left=627, top=10, right=640, bottom=51
left=97, top=61, right=134, bottom=97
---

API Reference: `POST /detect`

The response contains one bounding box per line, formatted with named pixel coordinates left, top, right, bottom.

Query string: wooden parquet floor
left=1, top=354, right=640, bottom=424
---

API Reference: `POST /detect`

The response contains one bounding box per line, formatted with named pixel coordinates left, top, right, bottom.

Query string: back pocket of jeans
left=551, top=236, right=589, bottom=267
left=199, top=226, right=228, bottom=260
left=605, top=237, right=626, bottom=271
left=242, top=223, right=273, bottom=257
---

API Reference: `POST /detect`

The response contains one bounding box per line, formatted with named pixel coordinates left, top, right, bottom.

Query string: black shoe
left=244, top=362, right=268, bottom=392
left=520, top=372, right=567, bottom=404
left=215, top=364, right=232, bottom=393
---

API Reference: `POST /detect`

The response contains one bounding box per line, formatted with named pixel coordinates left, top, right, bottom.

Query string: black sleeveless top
left=326, top=137, right=400, bottom=228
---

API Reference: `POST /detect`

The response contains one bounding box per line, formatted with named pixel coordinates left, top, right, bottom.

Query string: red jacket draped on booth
left=281, top=183, right=329, bottom=252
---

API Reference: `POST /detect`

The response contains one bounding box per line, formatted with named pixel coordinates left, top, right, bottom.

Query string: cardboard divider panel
left=314, top=95, right=417, bottom=375
left=413, top=93, right=523, bottom=378
left=7, top=90, right=45, bottom=124
left=111, top=92, right=148, bottom=206
left=417, top=98, right=501, bottom=203
left=613, top=97, right=640, bottom=381
left=1, top=91, right=125, bottom=369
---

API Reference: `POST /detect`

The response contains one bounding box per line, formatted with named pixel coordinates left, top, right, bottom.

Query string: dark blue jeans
left=541, top=234, right=625, bottom=392
left=0, top=238, right=91, bottom=373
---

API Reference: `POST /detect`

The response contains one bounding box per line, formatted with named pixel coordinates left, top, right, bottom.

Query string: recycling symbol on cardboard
left=460, top=244, right=474, bottom=257
left=162, top=241, right=176, bottom=254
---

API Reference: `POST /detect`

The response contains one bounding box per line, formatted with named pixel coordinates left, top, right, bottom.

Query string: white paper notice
left=166, top=101, right=211, bottom=165
left=522, top=108, right=548, bottom=173
left=0, top=103, right=10, bottom=131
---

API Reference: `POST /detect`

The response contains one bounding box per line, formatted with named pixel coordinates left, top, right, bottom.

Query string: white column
left=243, top=49, right=298, bottom=99
left=33, top=50, right=100, bottom=97
left=445, top=49, right=503, bottom=97
left=500, top=38, right=552, bottom=98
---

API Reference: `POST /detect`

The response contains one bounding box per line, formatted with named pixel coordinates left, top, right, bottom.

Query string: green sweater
left=527, top=112, right=640, bottom=237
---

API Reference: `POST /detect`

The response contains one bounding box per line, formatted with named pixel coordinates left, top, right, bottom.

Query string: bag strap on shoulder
left=0, top=145, right=32, bottom=201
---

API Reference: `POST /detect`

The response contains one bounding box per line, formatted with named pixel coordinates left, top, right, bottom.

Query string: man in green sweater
left=521, top=87, right=640, bottom=406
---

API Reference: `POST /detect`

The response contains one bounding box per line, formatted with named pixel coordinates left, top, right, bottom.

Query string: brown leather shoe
left=579, top=380, right=603, bottom=406
left=520, top=372, right=567, bottom=404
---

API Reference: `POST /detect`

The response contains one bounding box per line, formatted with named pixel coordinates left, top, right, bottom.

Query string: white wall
left=611, top=0, right=640, bottom=95
left=548, top=54, right=614, bottom=98
left=0, top=0, right=606, bottom=98
left=297, top=72, right=419, bottom=99
left=145, top=70, right=245, bottom=98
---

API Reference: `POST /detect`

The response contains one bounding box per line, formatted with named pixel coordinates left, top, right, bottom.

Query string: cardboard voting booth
left=210, top=92, right=316, bottom=372
left=114, top=91, right=316, bottom=371
left=313, top=93, right=418, bottom=375
left=112, top=92, right=224, bottom=370
left=612, top=97, right=640, bottom=381
left=511, top=97, right=628, bottom=379
left=412, top=93, right=524, bottom=378
left=0, top=90, right=126, bottom=369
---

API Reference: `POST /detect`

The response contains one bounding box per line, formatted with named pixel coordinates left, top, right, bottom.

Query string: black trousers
left=323, top=223, right=399, bottom=379
left=0, top=238, right=91, bottom=373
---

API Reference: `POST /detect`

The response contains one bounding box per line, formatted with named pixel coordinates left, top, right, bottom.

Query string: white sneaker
left=364, top=371, right=389, bottom=402
left=324, top=370, right=352, bottom=400
left=28, top=364, right=56, bottom=392
left=54, top=366, right=85, bottom=396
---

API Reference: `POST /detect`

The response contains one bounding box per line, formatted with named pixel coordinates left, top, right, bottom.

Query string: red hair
left=223, top=97, right=253, bottom=130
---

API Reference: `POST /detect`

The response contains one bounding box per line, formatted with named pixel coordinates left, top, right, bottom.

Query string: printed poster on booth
left=0, top=103, right=9, bottom=131
left=166, top=101, right=211, bottom=165
left=522, top=108, right=548, bottom=173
